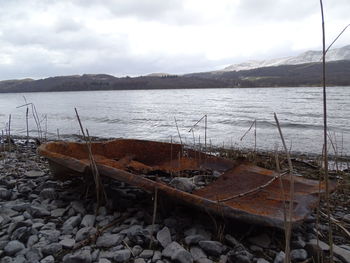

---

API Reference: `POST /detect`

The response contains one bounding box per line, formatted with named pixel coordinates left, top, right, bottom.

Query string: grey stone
left=25, top=170, right=45, bottom=178
left=91, top=249, right=100, bottom=261
left=225, top=234, right=240, bottom=248
left=185, top=235, right=206, bottom=245
left=190, top=246, right=207, bottom=261
left=139, top=249, right=154, bottom=259
left=59, top=238, right=76, bottom=249
left=98, top=207, right=108, bottom=216
left=40, top=255, right=55, bottom=263
left=98, top=259, right=111, bottom=263
left=333, top=245, right=350, bottom=263
left=290, top=249, right=307, bottom=261
left=113, top=249, right=131, bottom=262
left=51, top=208, right=66, bottom=218
left=248, top=233, right=271, bottom=249
left=39, top=229, right=61, bottom=243
left=25, top=248, right=43, bottom=262
left=153, top=250, right=162, bottom=261
left=28, top=205, right=50, bottom=217
left=99, top=250, right=115, bottom=259
left=163, top=242, right=184, bottom=258
left=0, top=187, right=11, bottom=200
left=227, top=248, right=253, bottom=263
left=169, top=177, right=195, bottom=192
left=257, top=259, right=269, bottom=263
left=63, top=249, right=92, bottom=263
left=163, top=242, right=193, bottom=263
left=71, top=201, right=86, bottom=215
left=42, top=243, right=62, bottom=255
left=274, top=251, right=285, bottom=263
left=75, top=227, right=96, bottom=242
left=27, top=235, right=38, bottom=248
left=40, top=188, right=57, bottom=200
left=198, top=241, right=224, bottom=257
left=219, top=255, right=228, bottom=263
left=132, top=245, right=143, bottom=257
left=197, top=258, right=213, bottom=263
left=0, top=256, right=13, bottom=263
left=292, top=238, right=306, bottom=249
left=63, top=215, right=81, bottom=230
left=11, top=226, right=31, bottom=243
left=81, top=215, right=95, bottom=228
left=4, top=240, right=25, bottom=256
left=13, top=255, right=26, bottom=263
left=134, top=259, right=146, bottom=263
left=157, top=227, right=172, bottom=248
left=173, top=250, right=193, bottom=263
left=343, top=214, right=350, bottom=224
left=96, top=233, right=124, bottom=248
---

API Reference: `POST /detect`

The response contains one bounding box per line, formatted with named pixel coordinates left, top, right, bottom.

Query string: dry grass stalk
left=74, top=108, right=106, bottom=212
left=319, top=1, right=334, bottom=261
left=327, top=132, right=339, bottom=172
left=7, top=114, right=11, bottom=152
left=149, top=184, right=159, bottom=249
left=275, top=149, right=287, bottom=230
left=188, top=114, right=207, bottom=151
left=274, top=112, right=294, bottom=263
left=217, top=171, right=288, bottom=203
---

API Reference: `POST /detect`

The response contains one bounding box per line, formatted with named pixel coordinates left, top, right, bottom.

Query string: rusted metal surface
left=38, top=139, right=334, bottom=229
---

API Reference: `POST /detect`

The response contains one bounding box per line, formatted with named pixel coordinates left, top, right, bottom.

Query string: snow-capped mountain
left=223, top=45, right=350, bottom=71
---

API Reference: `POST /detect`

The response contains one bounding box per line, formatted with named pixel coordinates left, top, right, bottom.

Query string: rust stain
left=38, top=138, right=335, bottom=229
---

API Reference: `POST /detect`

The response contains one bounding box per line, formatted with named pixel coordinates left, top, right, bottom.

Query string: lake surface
left=0, top=87, right=349, bottom=155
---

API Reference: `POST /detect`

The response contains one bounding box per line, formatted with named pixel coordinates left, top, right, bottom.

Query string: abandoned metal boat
left=38, top=139, right=332, bottom=229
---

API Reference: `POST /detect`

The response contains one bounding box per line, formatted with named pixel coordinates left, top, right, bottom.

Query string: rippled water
left=0, top=87, right=349, bottom=154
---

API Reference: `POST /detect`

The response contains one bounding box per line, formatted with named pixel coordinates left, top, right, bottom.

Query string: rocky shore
left=0, top=138, right=349, bottom=263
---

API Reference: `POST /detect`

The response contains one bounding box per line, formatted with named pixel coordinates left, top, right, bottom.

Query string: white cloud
left=0, top=0, right=349, bottom=80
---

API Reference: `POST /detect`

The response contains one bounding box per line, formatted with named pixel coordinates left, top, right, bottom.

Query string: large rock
left=157, top=227, right=172, bottom=248
left=4, top=240, right=25, bottom=256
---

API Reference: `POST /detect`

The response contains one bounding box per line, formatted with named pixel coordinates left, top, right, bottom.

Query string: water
left=0, top=87, right=349, bottom=155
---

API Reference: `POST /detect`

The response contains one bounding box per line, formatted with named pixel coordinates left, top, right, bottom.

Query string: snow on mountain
left=223, top=45, right=350, bottom=72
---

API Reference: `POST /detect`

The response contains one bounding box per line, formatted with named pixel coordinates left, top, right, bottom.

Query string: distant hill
left=0, top=60, right=350, bottom=93
left=221, top=45, right=350, bottom=71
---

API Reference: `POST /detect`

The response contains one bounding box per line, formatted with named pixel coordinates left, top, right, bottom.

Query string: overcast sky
left=0, top=0, right=349, bottom=80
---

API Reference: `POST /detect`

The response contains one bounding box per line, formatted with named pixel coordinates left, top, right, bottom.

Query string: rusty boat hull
left=38, top=139, right=332, bottom=229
